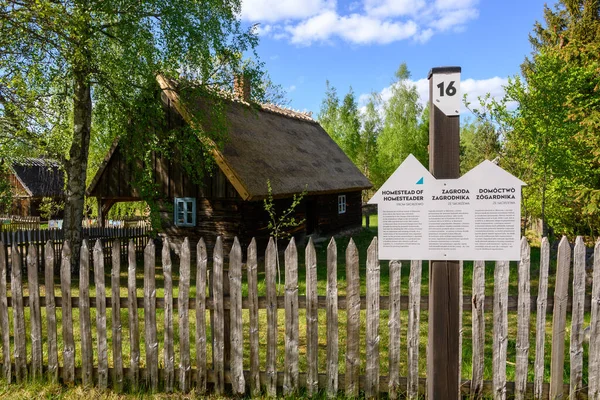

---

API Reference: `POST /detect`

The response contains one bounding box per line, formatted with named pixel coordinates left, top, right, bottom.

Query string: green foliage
left=0, top=165, right=12, bottom=215
left=470, top=0, right=600, bottom=236
left=373, top=63, right=428, bottom=187
left=357, top=93, right=382, bottom=200
left=459, top=118, right=502, bottom=174
left=263, top=180, right=306, bottom=242
left=38, top=197, right=65, bottom=220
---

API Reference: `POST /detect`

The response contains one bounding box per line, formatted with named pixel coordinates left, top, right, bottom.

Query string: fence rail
left=0, top=235, right=597, bottom=399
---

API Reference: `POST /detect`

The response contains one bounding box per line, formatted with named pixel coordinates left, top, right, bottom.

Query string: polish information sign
left=368, top=154, right=526, bottom=261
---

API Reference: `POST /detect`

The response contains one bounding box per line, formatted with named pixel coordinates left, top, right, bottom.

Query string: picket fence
left=0, top=235, right=598, bottom=399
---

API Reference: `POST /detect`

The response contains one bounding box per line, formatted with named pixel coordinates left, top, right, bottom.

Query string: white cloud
left=241, top=0, right=335, bottom=23
left=287, top=11, right=418, bottom=45
left=360, top=75, right=509, bottom=115
left=288, top=85, right=297, bottom=92
left=242, top=0, right=480, bottom=45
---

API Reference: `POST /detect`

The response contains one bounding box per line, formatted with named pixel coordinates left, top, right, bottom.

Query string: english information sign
left=368, top=154, right=526, bottom=261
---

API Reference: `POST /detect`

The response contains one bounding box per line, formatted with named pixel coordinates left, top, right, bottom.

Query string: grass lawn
left=1, top=215, right=587, bottom=398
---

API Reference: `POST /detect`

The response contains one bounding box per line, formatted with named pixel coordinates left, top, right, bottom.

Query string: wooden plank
left=27, top=244, right=43, bottom=379
left=550, top=236, right=571, bottom=399
left=179, top=238, right=191, bottom=393
left=265, top=237, right=278, bottom=397
left=0, top=242, right=10, bottom=382
left=61, top=241, right=75, bottom=384
left=94, top=240, right=109, bottom=389
left=407, top=259, right=422, bottom=399
left=515, top=238, right=531, bottom=400
left=589, top=239, right=600, bottom=399
left=388, top=260, right=401, bottom=399
left=247, top=238, right=261, bottom=397
left=127, top=240, right=140, bottom=388
left=144, top=239, right=158, bottom=392
left=80, top=240, right=94, bottom=386
left=45, top=241, right=58, bottom=383
left=212, top=236, right=225, bottom=395
left=365, top=237, right=380, bottom=399
left=11, top=243, right=27, bottom=382
left=306, top=238, right=319, bottom=397
left=570, top=236, right=586, bottom=399
left=229, top=237, right=245, bottom=395
left=326, top=238, right=339, bottom=398
left=345, top=239, right=360, bottom=398
left=471, top=260, right=485, bottom=399
left=284, top=238, right=299, bottom=396
left=534, top=237, right=550, bottom=399
left=111, top=240, right=123, bottom=391
left=493, top=260, right=509, bottom=400
left=196, top=238, right=208, bottom=394
left=163, top=237, right=175, bottom=392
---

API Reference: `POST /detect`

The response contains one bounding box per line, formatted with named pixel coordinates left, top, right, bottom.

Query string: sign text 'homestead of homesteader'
left=368, top=155, right=526, bottom=261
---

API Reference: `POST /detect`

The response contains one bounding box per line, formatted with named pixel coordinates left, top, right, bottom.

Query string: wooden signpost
left=427, top=66, right=461, bottom=399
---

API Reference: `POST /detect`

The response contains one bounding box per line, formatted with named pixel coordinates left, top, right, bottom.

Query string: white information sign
left=368, top=155, right=526, bottom=261
left=432, top=71, right=461, bottom=116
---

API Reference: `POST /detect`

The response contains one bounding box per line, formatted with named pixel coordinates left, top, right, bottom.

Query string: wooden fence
left=0, top=215, right=40, bottom=231
left=0, top=226, right=149, bottom=270
left=0, top=235, right=597, bottom=399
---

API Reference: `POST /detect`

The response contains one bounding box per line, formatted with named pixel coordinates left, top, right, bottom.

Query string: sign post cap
left=428, top=66, right=461, bottom=79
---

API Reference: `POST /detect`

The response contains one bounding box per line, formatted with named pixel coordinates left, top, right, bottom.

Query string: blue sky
left=238, top=0, right=557, bottom=116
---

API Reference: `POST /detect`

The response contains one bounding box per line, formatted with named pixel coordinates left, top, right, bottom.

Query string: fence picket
left=515, top=238, right=531, bottom=400
left=493, top=260, right=509, bottom=400
left=94, top=240, right=109, bottom=389
left=590, top=239, right=600, bottom=398
left=27, top=244, right=43, bottom=379
left=44, top=241, right=58, bottom=383
left=80, top=240, right=94, bottom=386
left=127, top=240, right=140, bottom=387
left=265, top=237, right=277, bottom=397
left=284, top=238, right=299, bottom=395
left=111, top=240, right=123, bottom=391
left=162, top=237, right=175, bottom=392
left=388, top=260, right=401, bottom=399
left=534, top=237, right=550, bottom=399
left=179, top=238, right=191, bottom=392
left=345, top=238, right=359, bottom=398
left=366, top=237, right=380, bottom=399
left=408, top=259, right=422, bottom=399
left=326, top=238, right=339, bottom=398
left=212, top=237, right=225, bottom=395
left=144, top=240, right=158, bottom=392
left=61, top=242, right=75, bottom=384
left=11, top=244, right=27, bottom=382
left=471, top=260, right=485, bottom=399
left=229, top=237, right=245, bottom=395
left=550, top=236, right=571, bottom=399
left=195, top=238, right=208, bottom=394
left=248, top=238, right=261, bottom=397
left=306, top=238, right=319, bottom=397
left=0, top=242, right=11, bottom=382
left=570, top=236, right=586, bottom=398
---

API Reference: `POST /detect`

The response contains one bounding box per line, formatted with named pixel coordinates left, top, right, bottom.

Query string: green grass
left=1, top=216, right=588, bottom=398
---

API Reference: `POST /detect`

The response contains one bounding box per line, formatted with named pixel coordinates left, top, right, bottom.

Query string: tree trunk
left=63, top=69, right=92, bottom=272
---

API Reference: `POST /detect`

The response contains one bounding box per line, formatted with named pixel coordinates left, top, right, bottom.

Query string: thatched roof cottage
left=87, top=76, right=371, bottom=251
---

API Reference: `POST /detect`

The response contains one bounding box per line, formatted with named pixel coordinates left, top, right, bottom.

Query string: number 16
left=437, top=81, right=457, bottom=97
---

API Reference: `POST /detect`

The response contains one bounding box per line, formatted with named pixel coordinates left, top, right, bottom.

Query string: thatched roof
left=11, top=158, right=64, bottom=198
left=157, top=76, right=372, bottom=200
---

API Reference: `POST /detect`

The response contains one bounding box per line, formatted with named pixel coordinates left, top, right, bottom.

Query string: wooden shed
left=8, top=158, right=65, bottom=217
left=87, top=76, right=372, bottom=250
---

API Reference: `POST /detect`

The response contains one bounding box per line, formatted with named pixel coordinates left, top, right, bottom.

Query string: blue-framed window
left=338, top=194, right=346, bottom=214
left=174, top=197, right=196, bottom=227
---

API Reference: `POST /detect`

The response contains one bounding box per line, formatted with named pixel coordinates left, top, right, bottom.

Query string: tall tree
left=357, top=93, right=381, bottom=200
left=318, top=80, right=341, bottom=142
left=459, top=118, right=501, bottom=174
left=374, top=63, right=426, bottom=187
left=338, top=88, right=361, bottom=164
left=0, top=0, right=263, bottom=267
